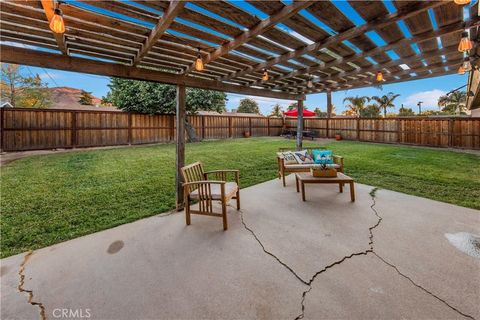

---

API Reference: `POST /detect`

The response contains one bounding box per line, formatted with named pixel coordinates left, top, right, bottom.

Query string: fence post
left=326, top=118, right=329, bottom=138
left=356, top=118, right=360, bottom=141
left=0, top=108, right=4, bottom=152
left=248, top=117, right=252, bottom=136
left=397, top=119, right=401, bottom=143
left=127, top=113, right=132, bottom=145
left=201, top=116, right=206, bottom=140
left=267, top=117, right=270, bottom=136
left=169, top=115, right=175, bottom=141
left=228, top=116, right=233, bottom=138
left=448, top=118, right=454, bottom=147
left=71, top=111, right=77, bottom=148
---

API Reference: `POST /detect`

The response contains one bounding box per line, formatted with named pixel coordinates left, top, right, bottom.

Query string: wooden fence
left=1, top=108, right=479, bottom=151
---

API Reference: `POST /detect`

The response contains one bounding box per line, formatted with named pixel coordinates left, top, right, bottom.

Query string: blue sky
left=28, top=65, right=467, bottom=115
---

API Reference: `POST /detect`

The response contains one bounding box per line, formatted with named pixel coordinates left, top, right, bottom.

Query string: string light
left=454, top=0, right=471, bottom=5
left=462, top=57, right=472, bottom=72
left=307, top=75, right=313, bottom=88
left=458, top=31, right=473, bottom=52
left=376, top=71, right=383, bottom=82
left=195, top=48, right=204, bottom=71
left=262, top=69, right=269, bottom=81
left=49, top=3, right=65, bottom=34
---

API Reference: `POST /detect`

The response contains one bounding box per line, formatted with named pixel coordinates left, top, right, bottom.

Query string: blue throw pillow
left=312, top=149, right=333, bottom=164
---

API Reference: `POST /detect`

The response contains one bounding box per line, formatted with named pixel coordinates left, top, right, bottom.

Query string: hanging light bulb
left=458, top=31, right=473, bottom=52
left=458, top=65, right=466, bottom=75
left=462, top=57, right=472, bottom=72
left=49, top=5, right=65, bottom=34
left=307, top=75, right=313, bottom=88
left=195, top=48, right=204, bottom=71
left=454, top=0, right=471, bottom=5
left=262, top=69, right=269, bottom=81
left=376, top=71, right=383, bottom=82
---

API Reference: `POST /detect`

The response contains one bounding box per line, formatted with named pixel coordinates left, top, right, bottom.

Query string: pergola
left=1, top=0, right=478, bottom=208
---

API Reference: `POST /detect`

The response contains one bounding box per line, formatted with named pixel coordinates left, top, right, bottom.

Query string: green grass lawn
left=1, top=138, right=479, bottom=258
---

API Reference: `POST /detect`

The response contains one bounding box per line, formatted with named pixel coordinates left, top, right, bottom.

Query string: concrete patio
left=1, top=175, right=479, bottom=320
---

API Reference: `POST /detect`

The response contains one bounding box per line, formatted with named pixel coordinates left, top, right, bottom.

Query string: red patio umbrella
left=283, top=108, right=316, bottom=117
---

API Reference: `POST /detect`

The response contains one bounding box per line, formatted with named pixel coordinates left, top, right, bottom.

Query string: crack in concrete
left=18, top=251, right=46, bottom=320
left=373, top=252, right=475, bottom=320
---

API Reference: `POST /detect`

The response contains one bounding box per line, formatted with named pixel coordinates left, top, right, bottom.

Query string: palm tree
left=371, top=92, right=400, bottom=117
left=269, top=103, right=283, bottom=117
left=343, top=96, right=370, bottom=117
left=438, top=91, right=467, bottom=115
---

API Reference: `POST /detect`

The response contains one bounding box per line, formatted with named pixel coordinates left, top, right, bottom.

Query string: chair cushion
left=284, top=163, right=340, bottom=169
left=190, top=182, right=238, bottom=200
left=312, top=149, right=334, bottom=164
left=292, top=150, right=314, bottom=164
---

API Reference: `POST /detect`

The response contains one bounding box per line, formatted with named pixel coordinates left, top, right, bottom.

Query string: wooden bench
left=277, top=147, right=344, bottom=187
left=181, top=162, right=240, bottom=230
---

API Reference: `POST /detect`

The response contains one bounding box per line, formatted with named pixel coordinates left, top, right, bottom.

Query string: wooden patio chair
left=181, top=162, right=240, bottom=230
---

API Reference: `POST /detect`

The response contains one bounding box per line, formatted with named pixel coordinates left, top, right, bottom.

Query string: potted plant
left=335, top=132, right=342, bottom=141
left=244, top=131, right=251, bottom=138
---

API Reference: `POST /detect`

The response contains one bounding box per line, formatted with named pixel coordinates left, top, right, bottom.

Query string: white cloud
left=404, top=89, right=446, bottom=109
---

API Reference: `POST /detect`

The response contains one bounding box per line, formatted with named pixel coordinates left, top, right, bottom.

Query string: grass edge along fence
left=1, top=108, right=479, bottom=151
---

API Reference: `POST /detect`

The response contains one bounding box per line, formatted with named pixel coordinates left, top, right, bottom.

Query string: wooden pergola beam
left=40, top=0, right=67, bottom=54
left=310, top=59, right=463, bottom=94
left=0, top=45, right=304, bottom=101
left=269, top=18, right=480, bottom=88
left=221, top=0, right=448, bottom=82
left=287, top=45, right=459, bottom=93
left=183, top=0, right=315, bottom=74
left=132, top=0, right=186, bottom=66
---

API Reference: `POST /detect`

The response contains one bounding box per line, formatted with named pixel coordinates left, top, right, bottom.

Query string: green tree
left=398, top=106, right=415, bottom=116
left=1, top=63, right=51, bottom=108
left=343, top=95, right=370, bottom=117
left=438, top=91, right=467, bottom=115
left=269, top=103, right=283, bottom=117
left=371, top=92, right=400, bottom=117
left=359, top=104, right=381, bottom=118
left=79, top=90, right=94, bottom=105
left=314, top=107, right=327, bottom=118
left=237, top=98, right=260, bottom=114
left=287, top=102, right=298, bottom=111
left=106, top=78, right=226, bottom=114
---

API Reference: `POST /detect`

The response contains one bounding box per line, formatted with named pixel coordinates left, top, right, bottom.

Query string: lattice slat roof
left=1, top=0, right=478, bottom=100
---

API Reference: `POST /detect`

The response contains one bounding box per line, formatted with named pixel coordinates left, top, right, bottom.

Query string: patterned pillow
left=312, top=149, right=334, bottom=165
left=293, top=150, right=314, bottom=164
left=281, top=152, right=298, bottom=164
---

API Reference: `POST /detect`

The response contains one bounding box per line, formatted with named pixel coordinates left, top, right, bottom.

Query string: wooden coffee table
left=295, top=172, right=355, bottom=202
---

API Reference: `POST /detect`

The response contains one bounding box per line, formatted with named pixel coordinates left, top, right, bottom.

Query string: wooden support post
left=327, top=91, right=333, bottom=118
left=127, top=113, right=132, bottom=145
left=296, top=100, right=304, bottom=150
left=0, top=108, right=4, bottom=152
left=176, top=85, right=186, bottom=211
left=71, top=111, right=77, bottom=148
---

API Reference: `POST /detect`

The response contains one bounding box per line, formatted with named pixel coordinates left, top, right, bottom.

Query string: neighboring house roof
left=0, top=98, right=13, bottom=108
left=48, top=87, right=122, bottom=112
